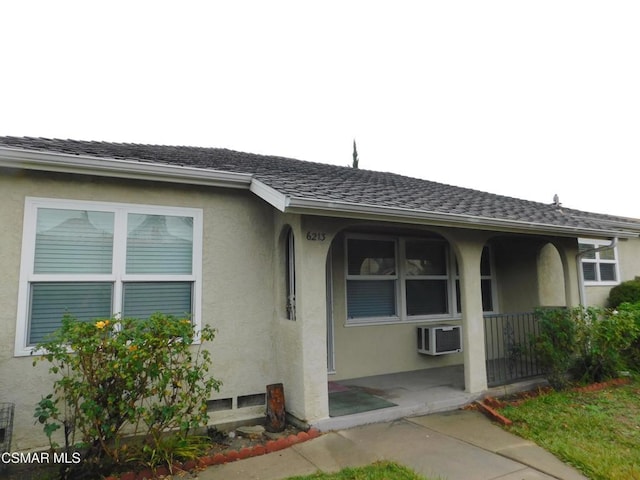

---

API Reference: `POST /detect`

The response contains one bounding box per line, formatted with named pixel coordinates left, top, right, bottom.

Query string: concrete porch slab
left=316, top=365, right=478, bottom=431
left=316, top=365, right=547, bottom=432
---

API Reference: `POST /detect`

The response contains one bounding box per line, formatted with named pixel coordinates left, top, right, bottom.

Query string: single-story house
left=1, top=136, right=640, bottom=451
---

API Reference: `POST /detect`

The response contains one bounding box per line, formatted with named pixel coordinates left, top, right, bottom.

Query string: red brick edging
left=473, top=399, right=513, bottom=426
left=570, top=376, right=631, bottom=393
left=104, top=428, right=322, bottom=479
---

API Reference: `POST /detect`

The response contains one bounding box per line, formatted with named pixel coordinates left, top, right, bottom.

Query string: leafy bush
left=607, top=278, right=640, bottom=308
left=571, top=306, right=639, bottom=383
left=533, top=306, right=640, bottom=388
left=532, top=308, right=576, bottom=390
left=33, top=313, right=221, bottom=475
left=616, top=302, right=640, bottom=373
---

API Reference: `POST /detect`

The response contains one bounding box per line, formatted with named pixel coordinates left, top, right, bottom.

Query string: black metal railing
left=484, top=312, right=543, bottom=387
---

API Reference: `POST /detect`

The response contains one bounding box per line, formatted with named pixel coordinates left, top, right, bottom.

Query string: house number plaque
left=306, top=232, right=327, bottom=241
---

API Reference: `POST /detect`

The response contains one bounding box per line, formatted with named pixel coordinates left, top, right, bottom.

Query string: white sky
left=2, top=1, right=639, bottom=219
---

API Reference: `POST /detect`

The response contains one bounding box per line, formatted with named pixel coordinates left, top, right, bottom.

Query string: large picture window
left=16, top=198, right=202, bottom=353
left=345, top=235, right=495, bottom=325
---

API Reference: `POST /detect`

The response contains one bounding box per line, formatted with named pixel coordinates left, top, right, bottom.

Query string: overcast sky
left=2, top=1, right=639, bottom=219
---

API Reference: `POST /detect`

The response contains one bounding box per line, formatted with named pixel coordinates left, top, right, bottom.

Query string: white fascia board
left=0, top=147, right=253, bottom=188
left=284, top=196, right=638, bottom=239
left=249, top=179, right=290, bottom=211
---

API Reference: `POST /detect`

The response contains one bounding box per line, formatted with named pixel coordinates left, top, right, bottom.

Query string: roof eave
left=284, top=197, right=638, bottom=239
left=0, top=147, right=253, bottom=189
left=249, top=179, right=290, bottom=211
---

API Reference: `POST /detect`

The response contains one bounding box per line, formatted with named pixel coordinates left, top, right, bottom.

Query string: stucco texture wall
left=585, top=237, right=640, bottom=307
left=0, top=171, right=279, bottom=450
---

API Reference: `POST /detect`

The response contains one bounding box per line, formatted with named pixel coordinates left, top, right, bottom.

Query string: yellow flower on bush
left=128, top=345, right=138, bottom=352
left=95, top=320, right=108, bottom=329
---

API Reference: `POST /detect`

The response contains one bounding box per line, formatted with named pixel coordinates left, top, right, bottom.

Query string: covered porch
left=315, top=365, right=546, bottom=431
left=279, top=216, right=582, bottom=428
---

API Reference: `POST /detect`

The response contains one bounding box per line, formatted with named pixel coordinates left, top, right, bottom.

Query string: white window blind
left=346, top=280, right=397, bottom=318
left=126, top=214, right=193, bottom=274
left=34, top=209, right=114, bottom=274
left=346, top=238, right=398, bottom=320
left=122, top=282, right=192, bottom=319
left=29, top=282, right=113, bottom=344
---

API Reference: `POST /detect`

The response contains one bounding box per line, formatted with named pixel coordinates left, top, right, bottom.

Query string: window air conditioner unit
left=417, top=325, right=462, bottom=355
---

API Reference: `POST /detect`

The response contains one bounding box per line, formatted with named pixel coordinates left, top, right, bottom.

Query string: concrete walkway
left=198, top=410, right=587, bottom=480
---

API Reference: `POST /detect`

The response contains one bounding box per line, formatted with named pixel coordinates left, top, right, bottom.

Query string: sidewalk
left=198, top=410, right=587, bottom=480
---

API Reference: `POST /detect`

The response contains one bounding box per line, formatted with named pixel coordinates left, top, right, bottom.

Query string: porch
left=315, top=312, right=546, bottom=431
left=314, top=365, right=545, bottom=431
left=315, top=365, right=546, bottom=431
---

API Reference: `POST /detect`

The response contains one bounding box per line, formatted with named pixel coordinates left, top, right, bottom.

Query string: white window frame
left=345, top=234, right=400, bottom=325
left=479, top=245, right=498, bottom=313
left=346, top=234, right=496, bottom=326
left=15, top=197, right=203, bottom=356
left=578, top=238, right=620, bottom=286
left=285, top=227, right=296, bottom=320
left=401, top=238, right=454, bottom=319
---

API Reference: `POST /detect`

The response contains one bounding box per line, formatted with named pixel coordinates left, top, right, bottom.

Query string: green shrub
left=532, top=308, right=576, bottom=389
left=33, top=313, right=221, bottom=474
left=533, top=306, right=640, bottom=387
left=571, top=306, right=639, bottom=383
left=607, top=278, right=640, bottom=308
left=616, top=302, right=640, bottom=373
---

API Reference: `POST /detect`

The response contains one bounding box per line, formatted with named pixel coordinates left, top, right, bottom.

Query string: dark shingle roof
left=1, top=136, right=639, bottom=236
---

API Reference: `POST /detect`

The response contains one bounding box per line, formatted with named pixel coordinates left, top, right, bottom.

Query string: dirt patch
left=2, top=423, right=321, bottom=480
left=206, top=423, right=307, bottom=455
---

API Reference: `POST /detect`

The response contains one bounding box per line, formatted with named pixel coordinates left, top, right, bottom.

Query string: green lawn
left=498, top=379, right=640, bottom=480
left=284, top=461, right=433, bottom=480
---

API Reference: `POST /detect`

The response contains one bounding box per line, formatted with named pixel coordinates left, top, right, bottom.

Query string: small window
left=405, top=240, right=449, bottom=316
left=348, top=238, right=396, bottom=276
left=578, top=239, right=619, bottom=285
left=285, top=228, right=296, bottom=320
left=346, top=238, right=398, bottom=321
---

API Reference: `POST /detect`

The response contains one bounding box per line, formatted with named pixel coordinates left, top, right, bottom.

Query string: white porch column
left=294, top=228, right=331, bottom=421
left=278, top=218, right=339, bottom=424
left=552, top=238, right=581, bottom=307
left=446, top=231, right=489, bottom=393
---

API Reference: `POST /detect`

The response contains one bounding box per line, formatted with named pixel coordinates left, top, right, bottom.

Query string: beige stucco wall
left=533, top=236, right=640, bottom=308
left=269, top=214, right=333, bottom=423
left=617, top=237, right=640, bottom=281
left=585, top=236, right=640, bottom=307
left=537, top=243, right=567, bottom=307
left=0, top=171, right=280, bottom=450
left=492, top=237, right=545, bottom=313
